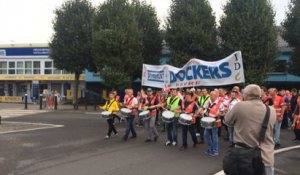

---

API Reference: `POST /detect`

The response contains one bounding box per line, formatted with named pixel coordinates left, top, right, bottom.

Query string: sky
left=0, top=0, right=291, bottom=44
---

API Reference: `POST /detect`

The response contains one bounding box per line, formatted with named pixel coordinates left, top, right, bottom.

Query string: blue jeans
left=274, top=121, right=282, bottom=145
left=166, top=118, right=178, bottom=143
left=182, top=124, right=198, bottom=146
left=204, top=127, right=219, bottom=154
left=124, top=115, right=137, bottom=139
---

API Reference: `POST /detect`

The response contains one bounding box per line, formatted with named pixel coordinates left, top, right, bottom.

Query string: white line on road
left=214, top=145, right=300, bottom=175
left=0, top=121, right=64, bottom=134
left=85, top=112, right=100, bottom=115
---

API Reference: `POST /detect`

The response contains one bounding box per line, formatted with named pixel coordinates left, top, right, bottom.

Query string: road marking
left=0, top=109, right=49, bottom=119
left=85, top=112, right=100, bottom=115
left=214, top=145, right=300, bottom=175
left=0, top=121, right=64, bottom=134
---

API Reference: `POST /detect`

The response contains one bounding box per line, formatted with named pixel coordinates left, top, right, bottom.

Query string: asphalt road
left=0, top=110, right=299, bottom=175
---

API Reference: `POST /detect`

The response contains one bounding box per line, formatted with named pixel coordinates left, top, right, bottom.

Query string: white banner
left=142, top=51, right=245, bottom=88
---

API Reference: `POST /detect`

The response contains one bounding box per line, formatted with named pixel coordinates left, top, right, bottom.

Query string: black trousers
left=195, top=117, right=204, bottom=140
left=107, top=117, right=117, bottom=136
left=294, top=128, right=300, bottom=140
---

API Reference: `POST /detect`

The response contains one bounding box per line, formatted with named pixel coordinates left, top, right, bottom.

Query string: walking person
left=270, top=88, right=286, bottom=148
left=179, top=92, right=198, bottom=150
left=165, top=88, right=182, bottom=147
left=202, top=90, right=224, bottom=156
left=224, top=84, right=276, bottom=175
left=140, top=88, right=160, bottom=143
left=292, top=95, right=300, bottom=143
left=225, top=89, right=240, bottom=146
left=196, top=88, right=210, bottom=143
left=122, top=89, right=138, bottom=141
left=101, top=92, right=119, bottom=139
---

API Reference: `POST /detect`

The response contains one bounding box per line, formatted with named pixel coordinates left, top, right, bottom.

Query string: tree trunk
left=74, top=72, right=80, bottom=110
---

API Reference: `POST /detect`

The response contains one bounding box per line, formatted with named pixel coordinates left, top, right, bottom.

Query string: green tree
left=166, top=0, right=218, bottom=67
left=49, top=0, right=95, bottom=109
left=132, top=0, right=162, bottom=65
left=219, top=0, right=277, bottom=85
left=92, top=0, right=143, bottom=90
left=282, top=0, right=300, bottom=75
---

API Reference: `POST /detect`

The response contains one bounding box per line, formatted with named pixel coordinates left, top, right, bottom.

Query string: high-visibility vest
left=167, top=96, right=181, bottom=117
left=198, top=95, right=210, bottom=107
left=273, top=96, right=284, bottom=121
left=185, top=101, right=196, bottom=124
left=143, top=96, right=157, bottom=116
left=125, top=96, right=137, bottom=115
left=208, top=100, right=222, bottom=128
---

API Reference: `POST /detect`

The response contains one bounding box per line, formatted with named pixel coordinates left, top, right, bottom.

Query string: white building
left=0, top=44, right=85, bottom=102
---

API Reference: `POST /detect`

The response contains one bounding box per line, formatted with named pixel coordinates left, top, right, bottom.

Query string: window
left=33, top=61, right=40, bottom=74
left=8, top=62, right=15, bottom=74
left=25, top=61, right=32, bottom=74
left=16, top=61, right=24, bottom=74
left=44, top=61, right=53, bottom=74
left=0, top=61, right=7, bottom=74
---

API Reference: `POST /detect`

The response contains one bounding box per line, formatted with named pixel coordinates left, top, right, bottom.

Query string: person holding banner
left=179, top=92, right=199, bottom=150
left=202, top=90, right=224, bottom=156
left=165, top=88, right=183, bottom=147
left=140, top=88, right=160, bottom=143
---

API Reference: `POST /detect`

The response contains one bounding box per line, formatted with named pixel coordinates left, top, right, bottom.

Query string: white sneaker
left=166, top=141, right=171, bottom=146
left=196, top=133, right=200, bottom=137
left=172, top=141, right=177, bottom=146
left=105, top=135, right=110, bottom=139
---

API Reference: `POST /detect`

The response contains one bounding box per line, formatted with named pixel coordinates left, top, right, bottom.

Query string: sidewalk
left=0, top=103, right=100, bottom=111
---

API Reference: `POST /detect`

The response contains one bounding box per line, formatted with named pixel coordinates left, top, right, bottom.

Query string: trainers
left=172, top=141, right=177, bottom=146
left=166, top=141, right=171, bottom=146
left=209, top=152, right=219, bottom=157
left=204, top=150, right=211, bottom=155
left=196, top=133, right=200, bottom=137
left=123, top=136, right=128, bottom=141
left=130, top=135, right=137, bottom=139
left=144, top=139, right=152, bottom=143
left=105, top=135, right=110, bottom=139
left=179, top=145, right=187, bottom=151
left=154, top=136, right=159, bottom=142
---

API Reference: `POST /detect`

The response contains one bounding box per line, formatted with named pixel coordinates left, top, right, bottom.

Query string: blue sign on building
left=0, top=48, right=50, bottom=56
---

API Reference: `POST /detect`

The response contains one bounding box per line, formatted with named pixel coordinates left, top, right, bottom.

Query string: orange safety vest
left=273, top=96, right=284, bottom=121
left=208, top=100, right=222, bottom=128
left=143, top=96, right=157, bottom=117
left=125, top=96, right=137, bottom=116
left=185, top=101, right=196, bottom=124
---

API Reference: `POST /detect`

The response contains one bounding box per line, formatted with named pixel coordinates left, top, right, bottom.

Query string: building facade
left=0, top=44, right=85, bottom=102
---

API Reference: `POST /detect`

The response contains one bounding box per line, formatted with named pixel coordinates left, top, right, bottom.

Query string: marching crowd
left=100, top=85, right=300, bottom=157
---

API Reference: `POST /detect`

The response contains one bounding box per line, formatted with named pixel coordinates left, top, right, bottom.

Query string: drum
left=120, top=108, right=132, bottom=115
left=139, top=110, right=150, bottom=120
left=201, top=117, right=216, bottom=128
left=179, top=113, right=193, bottom=126
left=101, top=111, right=112, bottom=119
left=162, top=111, right=175, bottom=123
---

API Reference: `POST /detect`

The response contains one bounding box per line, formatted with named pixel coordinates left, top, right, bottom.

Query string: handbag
left=223, top=105, right=270, bottom=175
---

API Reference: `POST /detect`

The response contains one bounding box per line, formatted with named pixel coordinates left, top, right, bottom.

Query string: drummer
left=179, top=92, right=199, bottom=150
left=101, top=92, right=120, bottom=139
left=122, top=89, right=138, bottom=141
left=140, top=88, right=160, bottom=143
left=202, top=90, right=224, bottom=156
left=165, top=88, right=183, bottom=147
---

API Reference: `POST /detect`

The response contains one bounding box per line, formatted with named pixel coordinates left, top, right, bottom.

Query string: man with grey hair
left=224, top=84, right=276, bottom=175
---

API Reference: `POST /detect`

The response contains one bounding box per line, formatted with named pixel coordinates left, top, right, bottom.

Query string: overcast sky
left=0, top=0, right=290, bottom=44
